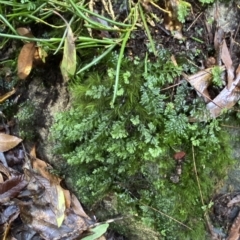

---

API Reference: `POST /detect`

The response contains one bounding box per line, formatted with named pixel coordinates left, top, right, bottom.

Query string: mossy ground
left=0, top=0, right=238, bottom=238
left=51, top=50, right=235, bottom=239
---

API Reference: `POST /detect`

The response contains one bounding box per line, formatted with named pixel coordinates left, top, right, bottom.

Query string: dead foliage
left=180, top=27, right=240, bottom=120
left=0, top=126, right=106, bottom=239
left=17, top=28, right=45, bottom=80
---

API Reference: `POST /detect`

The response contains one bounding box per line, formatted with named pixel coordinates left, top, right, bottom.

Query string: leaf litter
left=181, top=27, right=240, bottom=120
left=1, top=2, right=240, bottom=239
left=53, top=11, right=77, bottom=82
left=0, top=131, right=106, bottom=239
left=17, top=27, right=46, bottom=80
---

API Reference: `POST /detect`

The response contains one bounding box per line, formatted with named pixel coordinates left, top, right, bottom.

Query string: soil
left=1, top=0, right=240, bottom=239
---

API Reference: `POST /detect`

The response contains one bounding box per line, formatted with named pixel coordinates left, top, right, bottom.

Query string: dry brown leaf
left=29, top=145, right=36, bottom=158
left=0, top=163, right=11, bottom=179
left=227, top=195, right=240, bottom=207
left=187, top=68, right=213, bottom=102
left=17, top=42, right=36, bottom=80
left=63, top=188, right=71, bottom=209
left=31, top=158, right=60, bottom=184
left=227, top=211, right=240, bottom=240
left=0, top=173, right=3, bottom=183
left=16, top=27, right=34, bottom=38
left=221, top=39, right=233, bottom=69
left=0, top=133, right=22, bottom=152
left=206, top=65, right=240, bottom=118
left=30, top=155, right=66, bottom=227
left=71, top=193, right=91, bottom=220
left=221, top=39, right=234, bottom=88
left=214, top=27, right=224, bottom=51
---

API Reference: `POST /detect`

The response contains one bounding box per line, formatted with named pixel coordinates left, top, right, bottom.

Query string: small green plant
left=51, top=50, right=234, bottom=239
left=212, top=66, right=224, bottom=87
left=199, top=0, right=215, bottom=3
left=201, top=200, right=214, bottom=212
left=177, top=1, right=191, bottom=23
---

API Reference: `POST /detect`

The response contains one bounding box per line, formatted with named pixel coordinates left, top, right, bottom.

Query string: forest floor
left=1, top=0, right=240, bottom=239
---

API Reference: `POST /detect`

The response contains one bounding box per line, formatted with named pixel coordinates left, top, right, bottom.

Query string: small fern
left=177, top=1, right=191, bottom=23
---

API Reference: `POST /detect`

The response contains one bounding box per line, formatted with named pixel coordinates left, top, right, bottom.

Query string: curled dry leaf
left=17, top=42, right=36, bottom=80
left=71, top=193, right=92, bottom=220
left=0, top=163, right=11, bottom=179
left=0, top=175, right=27, bottom=204
left=30, top=152, right=66, bottom=227
left=221, top=39, right=234, bottom=89
left=19, top=201, right=87, bottom=240
left=29, top=145, right=36, bottom=158
left=206, top=64, right=240, bottom=118
left=186, top=68, right=216, bottom=103
left=227, top=195, right=240, bottom=207
left=31, top=157, right=60, bottom=184
left=16, top=27, right=34, bottom=38
left=17, top=27, right=44, bottom=79
left=0, top=133, right=22, bottom=152
left=63, top=188, right=71, bottom=209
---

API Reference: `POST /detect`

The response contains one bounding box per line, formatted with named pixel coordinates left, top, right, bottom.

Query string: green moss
left=51, top=50, right=234, bottom=239
left=16, top=100, right=36, bottom=140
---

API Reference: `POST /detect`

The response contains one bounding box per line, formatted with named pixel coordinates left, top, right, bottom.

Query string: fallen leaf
left=206, top=65, right=240, bottom=118
left=29, top=145, right=36, bottom=158
left=0, top=133, right=22, bottom=152
left=227, top=211, right=240, bottom=240
left=0, top=175, right=27, bottom=203
left=71, top=193, right=92, bottom=220
left=0, top=163, right=11, bottom=179
left=30, top=153, right=66, bottom=227
left=227, top=195, right=240, bottom=207
left=214, top=27, right=224, bottom=51
left=17, top=42, right=36, bottom=80
left=60, top=25, right=76, bottom=82
left=31, top=157, right=60, bottom=184
left=186, top=68, right=213, bottom=102
left=55, top=184, right=65, bottom=227
left=63, top=188, right=71, bottom=209
left=16, top=27, right=34, bottom=38
left=19, top=196, right=87, bottom=239
left=0, top=205, right=19, bottom=225
left=221, top=39, right=234, bottom=88
left=81, top=224, right=109, bottom=240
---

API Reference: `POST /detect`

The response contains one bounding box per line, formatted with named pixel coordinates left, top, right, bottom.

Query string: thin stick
left=187, top=12, right=203, bottom=31
left=149, top=1, right=170, bottom=14
left=160, top=81, right=183, bottom=91
left=221, top=124, right=240, bottom=129
left=142, top=204, right=193, bottom=230
left=192, top=145, right=204, bottom=205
